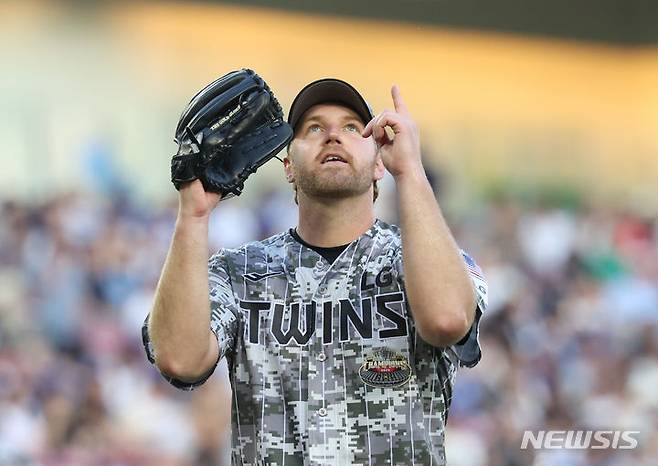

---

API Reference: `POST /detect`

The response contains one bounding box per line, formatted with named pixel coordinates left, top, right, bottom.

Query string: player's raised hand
left=178, top=179, right=222, bottom=220
left=362, top=85, right=422, bottom=179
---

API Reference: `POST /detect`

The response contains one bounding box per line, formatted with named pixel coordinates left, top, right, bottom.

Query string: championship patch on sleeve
left=359, top=348, right=412, bottom=388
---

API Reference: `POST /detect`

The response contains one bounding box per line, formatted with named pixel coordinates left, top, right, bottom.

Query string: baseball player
left=143, top=77, right=488, bottom=465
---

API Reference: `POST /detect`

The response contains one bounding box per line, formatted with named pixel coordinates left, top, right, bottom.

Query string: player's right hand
left=178, top=179, right=222, bottom=220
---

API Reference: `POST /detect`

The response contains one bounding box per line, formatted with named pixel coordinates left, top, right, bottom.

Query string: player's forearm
left=396, top=169, right=476, bottom=347
left=149, top=214, right=217, bottom=380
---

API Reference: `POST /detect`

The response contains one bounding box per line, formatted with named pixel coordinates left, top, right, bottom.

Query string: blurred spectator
left=0, top=180, right=656, bottom=465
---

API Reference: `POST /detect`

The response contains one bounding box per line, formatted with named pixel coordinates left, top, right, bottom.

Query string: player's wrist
left=392, top=164, right=427, bottom=184
left=176, top=210, right=212, bottom=227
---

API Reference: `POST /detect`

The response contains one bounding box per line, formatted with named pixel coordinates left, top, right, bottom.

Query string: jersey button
left=316, top=260, right=324, bottom=269
left=317, top=353, right=327, bottom=362
left=318, top=407, right=327, bottom=417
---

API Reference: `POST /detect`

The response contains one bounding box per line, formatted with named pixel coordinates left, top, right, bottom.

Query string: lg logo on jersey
left=240, top=291, right=408, bottom=346
left=360, top=265, right=393, bottom=290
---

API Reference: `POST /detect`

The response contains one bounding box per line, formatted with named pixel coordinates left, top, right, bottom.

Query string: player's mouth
left=321, top=153, right=348, bottom=164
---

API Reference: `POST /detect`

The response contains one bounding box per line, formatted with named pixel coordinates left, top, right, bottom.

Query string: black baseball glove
left=171, top=69, right=293, bottom=199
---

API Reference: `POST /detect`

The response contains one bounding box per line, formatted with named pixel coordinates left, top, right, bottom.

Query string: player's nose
left=324, top=126, right=342, bottom=144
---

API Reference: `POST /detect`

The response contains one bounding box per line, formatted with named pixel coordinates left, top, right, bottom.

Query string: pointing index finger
left=391, top=84, right=409, bottom=115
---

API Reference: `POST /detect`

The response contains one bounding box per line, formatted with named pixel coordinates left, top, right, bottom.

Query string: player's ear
left=373, top=154, right=385, bottom=182
left=283, top=156, right=294, bottom=183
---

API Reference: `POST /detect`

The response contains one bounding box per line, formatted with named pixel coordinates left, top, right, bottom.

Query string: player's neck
left=296, top=193, right=376, bottom=247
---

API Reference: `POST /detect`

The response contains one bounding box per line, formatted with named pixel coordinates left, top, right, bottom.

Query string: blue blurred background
left=1, top=1, right=657, bottom=465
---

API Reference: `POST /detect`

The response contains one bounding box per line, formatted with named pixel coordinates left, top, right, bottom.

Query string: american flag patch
left=461, top=250, right=484, bottom=280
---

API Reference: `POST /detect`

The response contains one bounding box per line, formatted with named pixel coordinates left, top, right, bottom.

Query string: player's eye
left=344, top=123, right=359, bottom=132
left=307, top=124, right=323, bottom=133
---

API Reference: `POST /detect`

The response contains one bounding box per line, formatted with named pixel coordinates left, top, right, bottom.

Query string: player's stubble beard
left=293, top=156, right=376, bottom=201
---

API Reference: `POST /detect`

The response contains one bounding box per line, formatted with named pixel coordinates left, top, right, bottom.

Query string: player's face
left=285, top=104, right=384, bottom=201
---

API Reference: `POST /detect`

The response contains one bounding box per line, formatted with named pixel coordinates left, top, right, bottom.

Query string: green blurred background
left=2, top=0, right=657, bottom=206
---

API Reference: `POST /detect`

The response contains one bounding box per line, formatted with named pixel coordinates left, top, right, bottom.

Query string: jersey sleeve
left=451, top=249, right=488, bottom=368
left=394, top=245, right=488, bottom=367
left=141, top=250, right=240, bottom=391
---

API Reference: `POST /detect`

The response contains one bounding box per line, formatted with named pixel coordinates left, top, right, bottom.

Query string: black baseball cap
left=288, top=78, right=374, bottom=133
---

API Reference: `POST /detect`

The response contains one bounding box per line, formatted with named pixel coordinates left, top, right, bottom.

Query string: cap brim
left=288, top=78, right=373, bottom=132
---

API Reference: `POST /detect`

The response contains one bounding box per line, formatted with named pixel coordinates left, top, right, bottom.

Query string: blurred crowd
left=447, top=195, right=658, bottom=466
left=0, top=176, right=657, bottom=466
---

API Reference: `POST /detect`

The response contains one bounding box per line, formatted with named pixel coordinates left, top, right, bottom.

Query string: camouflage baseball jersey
left=143, top=219, right=488, bottom=466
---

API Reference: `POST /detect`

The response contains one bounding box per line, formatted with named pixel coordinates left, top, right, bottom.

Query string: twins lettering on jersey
left=241, top=266, right=408, bottom=346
